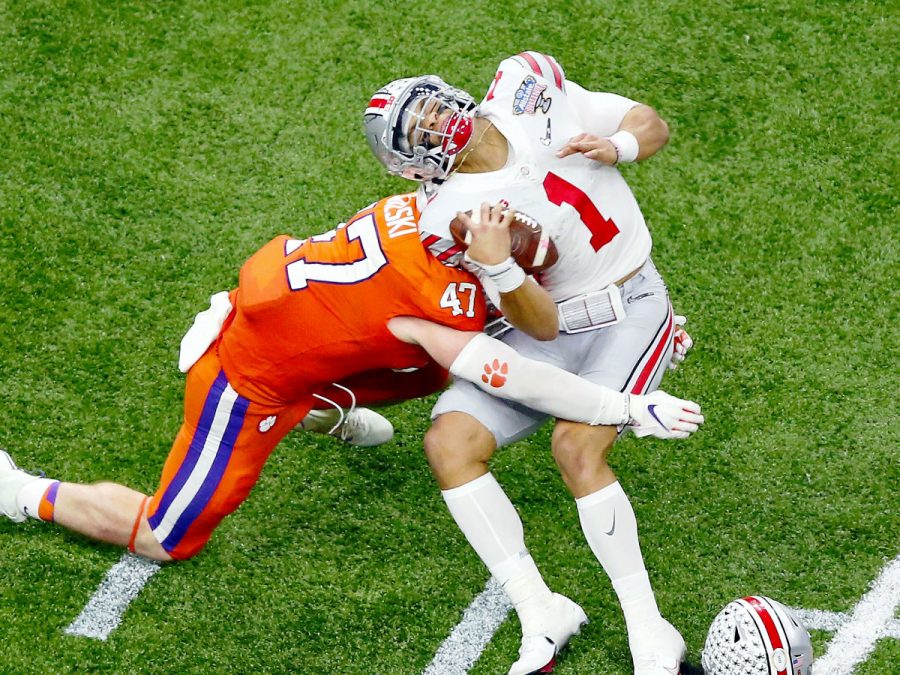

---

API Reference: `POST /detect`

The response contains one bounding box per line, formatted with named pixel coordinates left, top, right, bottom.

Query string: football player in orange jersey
left=1, top=196, right=701, bottom=566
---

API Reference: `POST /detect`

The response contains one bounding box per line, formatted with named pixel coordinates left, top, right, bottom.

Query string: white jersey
left=418, top=51, right=652, bottom=303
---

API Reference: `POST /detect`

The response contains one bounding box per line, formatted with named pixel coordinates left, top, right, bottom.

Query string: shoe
left=300, top=408, right=394, bottom=447
left=0, top=449, right=40, bottom=523
left=508, top=593, right=588, bottom=675
left=631, top=618, right=686, bottom=675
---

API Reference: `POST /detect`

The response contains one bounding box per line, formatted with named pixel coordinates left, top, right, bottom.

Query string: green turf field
left=1, top=1, right=897, bottom=673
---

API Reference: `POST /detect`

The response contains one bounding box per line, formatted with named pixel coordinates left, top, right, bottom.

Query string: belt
left=614, top=264, right=642, bottom=288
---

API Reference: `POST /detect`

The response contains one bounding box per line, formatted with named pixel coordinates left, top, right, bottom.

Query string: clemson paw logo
left=481, top=359, right=509, bottom=387
left=258, top=415, right=277, bottom=433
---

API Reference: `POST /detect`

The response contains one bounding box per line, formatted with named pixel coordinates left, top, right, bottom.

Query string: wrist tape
left=465, top=254, right=526, bottom=293
left=608, top=130, right=640, bottom=164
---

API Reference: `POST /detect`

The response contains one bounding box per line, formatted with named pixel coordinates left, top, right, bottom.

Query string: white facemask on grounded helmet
left=702, top=596, right=813, bottom=675
left=363, top=75, right=477, bottom=182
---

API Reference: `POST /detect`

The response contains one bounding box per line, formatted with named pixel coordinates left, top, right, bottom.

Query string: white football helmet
left=702, top=596, right=813, bottom=675
left=363, top=75, right=477, bottom=181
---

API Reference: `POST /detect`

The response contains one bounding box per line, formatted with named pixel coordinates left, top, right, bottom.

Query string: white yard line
left=65, top=550, right=899, bottom=675
left=421, top=556, right=900, bottom=675
left=794, top=607, right=900, bottom=639
left=811, top=554, right=900, bottom=675
left=65, top=552, right=160, bottom=640
left=422, top=577, right=512, bottom=675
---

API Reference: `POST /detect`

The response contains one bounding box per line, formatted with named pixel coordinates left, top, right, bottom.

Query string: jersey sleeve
left=407, top=264, right=487, bottom=333
left=500, top=51, right=568, bottom=92
left=565, top=80, right=640, bottom=137
left=235, top=235, right=295, bottom=313
left=416, top=184, right=467, bottom=266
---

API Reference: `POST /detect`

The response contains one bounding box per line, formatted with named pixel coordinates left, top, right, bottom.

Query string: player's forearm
left=449, top=333, right=628, bottom=426
left=618, top=104, right=669, bottom=160
left=388, top=318, right=701, bottom=435
left=387, top=317, right=623, bottom=423
left=498, top=278, right=559, bottom=341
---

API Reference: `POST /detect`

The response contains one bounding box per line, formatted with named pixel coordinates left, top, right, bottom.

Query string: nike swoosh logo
left=648, top=404, right=668, bottom=430
left=626, top=292, right=654, bottom=305
left=603, top=510, right=616, bottom=536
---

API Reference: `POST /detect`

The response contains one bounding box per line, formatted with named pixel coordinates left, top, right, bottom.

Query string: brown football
left=448, top=209, right=559, bottom=274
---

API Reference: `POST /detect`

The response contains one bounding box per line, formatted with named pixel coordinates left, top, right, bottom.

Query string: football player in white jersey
left=365, top=52, right=691, bottom=675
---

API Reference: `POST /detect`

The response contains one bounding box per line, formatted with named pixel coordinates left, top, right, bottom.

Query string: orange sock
left=36, top=481, right=61, bottom=522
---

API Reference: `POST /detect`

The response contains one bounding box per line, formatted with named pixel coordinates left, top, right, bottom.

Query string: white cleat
left=0, top=449, right=39, bottom=523
left=509, top=635, right=557, bottom=675
left=631, top=618, right=687, bottom=675
left=299, top=408, right=394, bottom=447
left=508, top=593, right=588, bottom=675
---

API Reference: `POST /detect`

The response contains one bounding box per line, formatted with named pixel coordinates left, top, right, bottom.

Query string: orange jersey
left=218, top=194, right=487, bottom=404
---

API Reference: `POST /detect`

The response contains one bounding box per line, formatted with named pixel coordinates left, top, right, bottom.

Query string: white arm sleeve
left=566, top=81, right=640, bottom=137
left=449, top=333, right=628, bottom=425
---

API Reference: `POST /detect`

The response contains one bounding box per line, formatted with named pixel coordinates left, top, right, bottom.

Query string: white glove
left=628, top=390, right=704, bottom=439
left=669, top=314, right=694, bottom=370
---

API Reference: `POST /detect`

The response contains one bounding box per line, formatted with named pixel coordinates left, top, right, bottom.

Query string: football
left=449, top=208, right=559, bottom=274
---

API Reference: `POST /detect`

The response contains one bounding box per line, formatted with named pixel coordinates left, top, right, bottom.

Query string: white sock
left=492, top=551, right=554, bottom=635
left=576, top=481, right=662, bottom=637
left=442, top=473, right=553, bottom=635
left=441, top=473, right=525, bottom=569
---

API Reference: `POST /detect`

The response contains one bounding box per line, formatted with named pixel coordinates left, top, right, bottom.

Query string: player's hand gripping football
left=628, top=390, right=704, bottom=440
left=457, top=202, right=514, bottom=267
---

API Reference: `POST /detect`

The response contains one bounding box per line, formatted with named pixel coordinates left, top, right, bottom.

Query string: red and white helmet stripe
left=703, top=595, right=813, bottom=675
left=365, top=95, right=393, bottom=117
left=738, top=596, right=791, bottom=675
